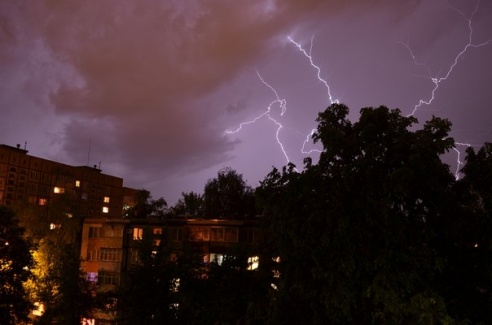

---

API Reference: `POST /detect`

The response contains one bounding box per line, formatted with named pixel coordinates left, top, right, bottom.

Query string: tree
left=170, top=191, right=204, bottom=218
left=28, top=242, right=97, bottom=324
left=257, top=104, right=461, bottom=323
left=204, top=167, right=256, bottom=219
left=125, top=189, right=168, bottom=218
left=117, top=227, right=204, bottom=324
left=0, top=206, right=34, bottom=324
left=437, top=143, right=492, bottom=323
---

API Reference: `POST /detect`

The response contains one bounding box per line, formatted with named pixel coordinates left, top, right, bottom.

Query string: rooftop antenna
left=87, top=140, right=91, bottom=166
left=24, top=141, right=27, bottom=150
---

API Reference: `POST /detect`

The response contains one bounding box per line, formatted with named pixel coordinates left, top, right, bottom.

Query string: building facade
left=80, top=216, right=261, bottom=324
left=0, top=144, right=136, bottom=224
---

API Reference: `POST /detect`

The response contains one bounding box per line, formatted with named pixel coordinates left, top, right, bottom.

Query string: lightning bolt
left=287, top=36, right=338, bottom=155
left=403, top=0, right=491, bottom=117
left=225, top=71, right=290, bottom=164
left=288, top=36, right=339, bottom=106
left=400, top=0, right=491, bottom=179
left=226, top=36, right=337, bottom=161
left=226, top=1, right=489, bottom=179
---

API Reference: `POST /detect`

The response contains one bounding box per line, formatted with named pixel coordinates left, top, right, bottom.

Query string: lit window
left=210, top=253, right=224, bottom=265
left=189, top=227, right=210, bottom=241
left=50, top=223, right=61, bottom=230
left=153, top=239, right=161, bottom=246
left=153, top=227, right=162, bottom=235
left=247, top=256, right=259, bottom=270
left=103, top=196, right=110, bottom=203
left=171, top=278, right=180, bottom=293
left=75, top=180, right=81, bottom=187
left=133, top=227, right=143, bottom=240
left=53, top=187, right=65, bottom=194
left=102, top=206, right=109, bottom=213
left=38, top=198, right=47, bottom=206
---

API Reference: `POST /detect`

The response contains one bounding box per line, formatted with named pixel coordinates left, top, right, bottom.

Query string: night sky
left=1, top=0, right=491, bottom=204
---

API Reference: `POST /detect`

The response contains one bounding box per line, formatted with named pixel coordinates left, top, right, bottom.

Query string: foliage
left=118, top=227, right=270, bottom=324
left=439, top=143, right=492, bottom=323
left=117, top=226, right=181, bottom=323
left=0, top=206, right=35, bottom=324
left=28, top=242, right=97, bottom=324
left=257, top=104, right=492, bottom=323
left=125, top=189, right=168, bottom=218
left=170, top=191, right=204, bottom=218
left=204, top=167, right=256, bottom=219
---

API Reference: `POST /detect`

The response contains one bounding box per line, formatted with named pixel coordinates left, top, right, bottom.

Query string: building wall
left=80, top=217, right=261, bottom=283
left=0, top=144, right=132, bottom=223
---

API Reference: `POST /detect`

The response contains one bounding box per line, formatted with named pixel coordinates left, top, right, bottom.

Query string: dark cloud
left=1, top=0, right=490, bottom=203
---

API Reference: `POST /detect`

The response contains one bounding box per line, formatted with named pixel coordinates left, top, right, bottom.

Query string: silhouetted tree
left=258, top=104, right=463, bottom=323
left=0, top=206, right=34, bottom=324
left=204, top=167, right=256, bottom=219
left=126, top=189, right=168, bottom=218
left=437, top=143, right=492, bottom=323
left=170, top=191, right=204, bottom=218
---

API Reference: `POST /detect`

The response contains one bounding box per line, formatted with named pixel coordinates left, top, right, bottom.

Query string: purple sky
left=1, top=0, right=491, bottom=204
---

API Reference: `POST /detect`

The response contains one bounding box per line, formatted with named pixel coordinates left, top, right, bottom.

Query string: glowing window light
left=53, top=187, right=65, bottom=194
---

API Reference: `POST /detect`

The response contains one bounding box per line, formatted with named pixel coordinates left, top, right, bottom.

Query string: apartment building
left=80, top=216, right=261, bottom=324
left=0, top=143, right=138, bottom=241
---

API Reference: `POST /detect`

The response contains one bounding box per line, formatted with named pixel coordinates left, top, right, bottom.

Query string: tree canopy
left=203, top=167, right=256, bottom=219
left=0, top=206, right=34, bottom=324
left=126, top=189, right=168, bottom=218
left=257, top=103, right=492, bottom=324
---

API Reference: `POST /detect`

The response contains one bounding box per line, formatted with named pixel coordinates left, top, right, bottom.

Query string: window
left=50, top=223, right=61, bottom=230
left=210, top=253, right=224, bottom=265
left=88, top=227, right=102, bottom=238
left=28, top=183, right=37, bottom=194
left=81, top=193, right=88, bottom=200
left=246, top=228, right=256, bottom=243
left=129, top=249, right=140, bottom=264
left=102, top=206, right=109, bottom=213
left=98, top=271, right=120, bottom=285
left=53, top=187, right=65, bottom=194
left=188, top=227, right=209, bottom=241
left=133, top=227, right=143, bottom=240
left=153, top=227, right=162, bottom=235
left=247, top=256, right=259, bottom=270
left=86, top=249, right=97, bottom=261
left=103, top=226, right=122, bottom=238
left=75, top=180, right=80, bottom=187
left=99, top=248, right=122, bottom=262
left=30, top=170, right=39, bottom=180
left=170, top=228, right=183, bottom=241
left=38, top=198, right=47, bottom=206
left=210, top=227, right=238, bottom=242
left=103, top=196, right=110, bottom=203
